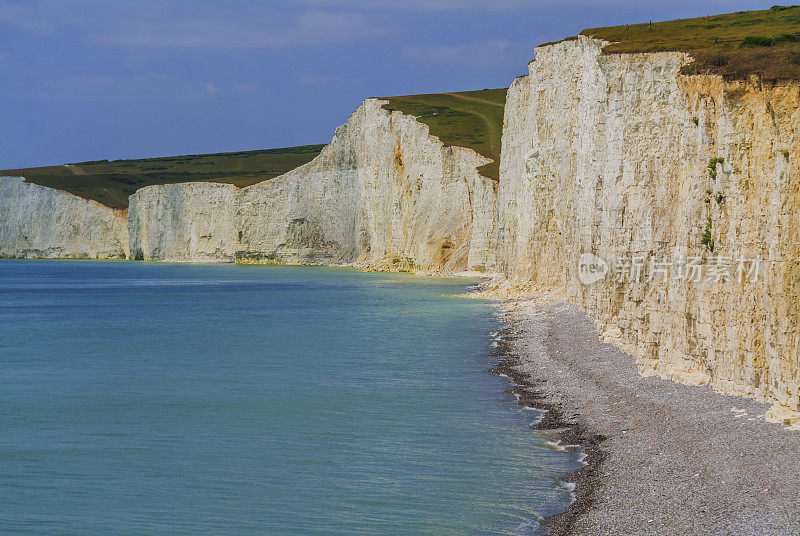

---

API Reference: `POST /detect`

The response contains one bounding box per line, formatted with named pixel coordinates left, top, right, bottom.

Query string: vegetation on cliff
left=0, top=145, right=324, bottom=209
left=380, top=88, right=507, bottom=181
left=579, top=5, right=800, bottom=79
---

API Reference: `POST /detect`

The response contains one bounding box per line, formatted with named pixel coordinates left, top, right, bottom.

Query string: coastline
left=490, top=318, right=606, bottom=536
left=495, top=296, right=800, bottom=535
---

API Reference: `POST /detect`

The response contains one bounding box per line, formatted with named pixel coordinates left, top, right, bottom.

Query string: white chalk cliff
left=128, top=99, right=497, bottom=273
left=235, top=99, right=497, bottom=272
left=498, top=36, right=800, bottom=425
left=129, top=182, right=237, bottom=262
left=0, top=176, right=127, bottom=259
left=1, top=37, right=798, bottom=425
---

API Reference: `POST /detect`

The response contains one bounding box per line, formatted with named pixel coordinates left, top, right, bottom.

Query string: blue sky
left=0, top=0, right=779, bottom=168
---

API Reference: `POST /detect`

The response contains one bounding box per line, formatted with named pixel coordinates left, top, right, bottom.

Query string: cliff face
left=0, top=176, right=128, bottom=259
left=128, top=182, right=237, bottom=262
left=498, top=36, right=800, bottom=423
left=2, top=100, right=497, bottom=273
left=129, top=99, right=498, bottom=272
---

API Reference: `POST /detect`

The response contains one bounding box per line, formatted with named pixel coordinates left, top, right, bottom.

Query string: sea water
left=0, top=260, right=580, bottom=535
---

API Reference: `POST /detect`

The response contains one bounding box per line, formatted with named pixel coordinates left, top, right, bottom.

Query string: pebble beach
left=498, top=298, right=800, bottom=536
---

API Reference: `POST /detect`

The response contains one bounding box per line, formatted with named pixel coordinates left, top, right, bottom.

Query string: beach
left=496, top=297, right=800, bottom=536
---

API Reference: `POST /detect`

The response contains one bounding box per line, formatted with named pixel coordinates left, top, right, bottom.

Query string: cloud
left=0, top=2, right=388, bottom=49
left=403, top=39, right=533, bottom=67
left=33, top=73, right=255, bottom=101
left=87, top=9, right=386, bottom=49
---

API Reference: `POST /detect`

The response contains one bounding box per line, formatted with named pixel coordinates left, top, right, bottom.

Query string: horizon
left=1, top=0, right=779, bottom=168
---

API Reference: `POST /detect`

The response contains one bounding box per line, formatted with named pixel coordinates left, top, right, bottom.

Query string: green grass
left=380, top=88, right=507, bottom=181
left=1, top=145, right=325, bottom=209
left=578, top=6, right=800, bottom=79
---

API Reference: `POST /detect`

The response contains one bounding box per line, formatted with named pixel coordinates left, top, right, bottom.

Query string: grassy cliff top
left=380, top=88, right=507, bottom=181
left=0, top=145, right=325, bottom=209
left=578, top=5, right=800, bottom=79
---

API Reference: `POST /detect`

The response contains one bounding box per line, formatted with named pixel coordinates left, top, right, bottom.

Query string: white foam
left=561, top=480, right=577, bottom=503
left=526, top=408, right=546, bottom=426
left=490, top=331, right=506, bottom=342
left=545, top=440, right=564, bottom=451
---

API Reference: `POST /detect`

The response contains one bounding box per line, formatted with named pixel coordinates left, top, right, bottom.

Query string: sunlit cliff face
left=498, top=36, right=799, bottom=425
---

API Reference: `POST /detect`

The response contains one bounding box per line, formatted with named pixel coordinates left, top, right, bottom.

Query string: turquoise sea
left=0, top=260, right=580, bottom=535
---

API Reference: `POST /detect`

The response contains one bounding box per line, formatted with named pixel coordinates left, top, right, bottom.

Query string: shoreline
left=495, top=296, right=800, bottom=535
left=0, top=257, right=495, bottom=281
left=490, top=325, right=606, bottom=536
